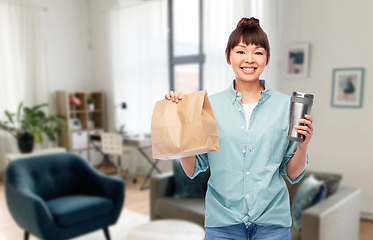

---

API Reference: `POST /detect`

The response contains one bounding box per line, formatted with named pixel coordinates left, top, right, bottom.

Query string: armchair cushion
left=173, top=159, right=210, bottom=198
left=46, top=195, right=113, bottom=227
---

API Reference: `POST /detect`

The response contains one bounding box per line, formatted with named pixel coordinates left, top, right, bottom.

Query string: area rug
left=29, top=209, right=150, bottom=240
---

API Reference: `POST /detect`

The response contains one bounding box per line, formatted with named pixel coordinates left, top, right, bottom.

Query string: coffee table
left=126, top=219, right=205, bottom=240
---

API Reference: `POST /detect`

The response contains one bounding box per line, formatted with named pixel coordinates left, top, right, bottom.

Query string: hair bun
left=236, top=17, right=260, bottom=28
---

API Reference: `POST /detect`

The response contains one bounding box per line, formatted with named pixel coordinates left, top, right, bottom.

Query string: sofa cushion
left=291, top=174, right=323, bottom=230
left=46, top=195, right=113, bottom=227
left=155, top=197, right=205, bottom=225
left=173, top=159, right=209, bottom=198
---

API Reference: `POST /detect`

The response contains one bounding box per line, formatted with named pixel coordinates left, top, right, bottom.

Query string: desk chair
left=101, top=133, right=137, bottom=184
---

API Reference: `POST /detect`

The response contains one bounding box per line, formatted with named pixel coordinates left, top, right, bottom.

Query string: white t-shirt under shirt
left=242, top=102, right=258, bottom=130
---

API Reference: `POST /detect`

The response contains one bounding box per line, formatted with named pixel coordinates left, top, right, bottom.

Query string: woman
left=165, top=17, right=314, bottom=240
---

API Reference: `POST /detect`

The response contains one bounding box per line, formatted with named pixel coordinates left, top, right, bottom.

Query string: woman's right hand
left=165, top=91, right=184, bottom=103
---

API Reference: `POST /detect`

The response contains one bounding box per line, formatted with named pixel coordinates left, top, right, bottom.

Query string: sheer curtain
left=0, top=1, right=49, bottom=177
left=107, top=0, right=169, bottom=136
left=106, top=0, right=168, bottom=174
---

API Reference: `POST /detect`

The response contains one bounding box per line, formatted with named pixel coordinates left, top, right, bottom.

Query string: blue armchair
left=5, top=153, right=125, bottom=240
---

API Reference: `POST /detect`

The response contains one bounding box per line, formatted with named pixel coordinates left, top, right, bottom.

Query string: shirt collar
left=228, top=79, right=272, bottom=103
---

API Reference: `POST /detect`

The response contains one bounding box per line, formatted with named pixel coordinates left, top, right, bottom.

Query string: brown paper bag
left=151, top=90, right=219, bottom=160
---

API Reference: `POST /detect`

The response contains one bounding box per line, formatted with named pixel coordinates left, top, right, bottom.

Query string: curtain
left=106, top=0, right=169, bottom=175
left=0, top=1, right=49, bottom=177
left=107, top=0, right=168, bottom=136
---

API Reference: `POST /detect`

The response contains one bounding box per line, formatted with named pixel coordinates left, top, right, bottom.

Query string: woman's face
left=226, top=42, right=267, bottom=83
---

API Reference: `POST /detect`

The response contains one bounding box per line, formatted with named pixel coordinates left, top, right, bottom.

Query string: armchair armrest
left=301, top=187, right=361, bottom=240
left=150, top=171, right=175, bottom=220
left=5, top=184, right=57, bottom=239
left=87, top=166, right=125, bottom=216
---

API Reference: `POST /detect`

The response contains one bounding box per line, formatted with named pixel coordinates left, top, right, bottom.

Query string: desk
left=90, top=134, right=161, bottom=190
left=5, top=147, right=67, bottom=164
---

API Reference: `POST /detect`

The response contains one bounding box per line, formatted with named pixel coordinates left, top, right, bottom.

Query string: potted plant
left=87, top=98, right=95, bottom=111
left=0, top=102, right=66, bottom=153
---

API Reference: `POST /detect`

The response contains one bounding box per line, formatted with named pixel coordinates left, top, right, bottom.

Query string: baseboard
left=361, top=211, right=373, bottom=220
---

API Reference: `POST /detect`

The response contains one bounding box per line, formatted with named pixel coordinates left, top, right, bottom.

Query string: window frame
left=167, top=0, right=205, bottom=91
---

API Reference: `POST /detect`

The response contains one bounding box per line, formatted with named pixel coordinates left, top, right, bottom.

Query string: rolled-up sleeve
left=189, top=153, right=209, bottom=179
left=279, top=140, right=309, bottom=184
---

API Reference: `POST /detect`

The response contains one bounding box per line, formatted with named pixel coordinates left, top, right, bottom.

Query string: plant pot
left=88, top=104, right=95, bottom=111
left=17, top=132, right=34, bottom=153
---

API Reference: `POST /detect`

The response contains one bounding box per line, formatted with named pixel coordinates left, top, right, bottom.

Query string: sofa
left=151, top=170, right=361, bottom=240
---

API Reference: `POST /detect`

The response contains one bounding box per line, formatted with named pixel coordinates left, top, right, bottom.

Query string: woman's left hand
left=294, top=115, right=314, bottom=149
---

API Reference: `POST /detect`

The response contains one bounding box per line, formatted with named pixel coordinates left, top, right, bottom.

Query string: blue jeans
left=205, top=223, right=291, bottom=240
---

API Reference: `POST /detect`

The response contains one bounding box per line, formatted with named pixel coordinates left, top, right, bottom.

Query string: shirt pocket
left=264, top=127, right=288, bottom=163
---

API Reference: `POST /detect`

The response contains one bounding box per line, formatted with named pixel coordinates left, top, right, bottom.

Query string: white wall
left=279, top=0, right=373, bottom=217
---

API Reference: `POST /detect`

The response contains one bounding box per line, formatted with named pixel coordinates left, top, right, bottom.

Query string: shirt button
left=241, top=126, right=244, bottom=129
left=246, top=171, right=250, bottom=175
left=246, top=194, right=250, bottom=198
left=249, top=148, right=252, bottom=153
left=237, top=92, right=240, bottom=96
left=238, top=108, right=241, bottom=111
left=243, top=149, right=246, bottom=153
left=232, top=98, right=235, bottom=102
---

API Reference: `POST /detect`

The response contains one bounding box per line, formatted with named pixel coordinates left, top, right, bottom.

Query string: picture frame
left=285, top=43, right=310, bottom=78
left=331, top=68, right=364, bottom=108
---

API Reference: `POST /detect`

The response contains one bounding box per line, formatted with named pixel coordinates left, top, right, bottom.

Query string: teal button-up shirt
left=190, top=79, right=309, bottom=228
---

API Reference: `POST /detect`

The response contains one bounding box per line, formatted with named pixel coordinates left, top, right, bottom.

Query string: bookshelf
left=56, top=91, right=106, bottom=165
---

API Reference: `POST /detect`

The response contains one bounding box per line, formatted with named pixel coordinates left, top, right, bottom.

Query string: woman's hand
left=294, top=114, right=314, bottom=149
left=165, top=91, right=184, bottom=103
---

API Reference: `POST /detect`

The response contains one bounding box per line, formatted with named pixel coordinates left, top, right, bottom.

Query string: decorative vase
left=17, top=132, right=34, bottom=153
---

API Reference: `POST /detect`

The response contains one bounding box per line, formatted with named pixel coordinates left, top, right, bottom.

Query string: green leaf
left=33, top=131, right=43, bottom=144
left=16, top=102, right=23, bottom=124
left=5, top=111, right=15, bottom=124
left=32, top=103, right=48, bottom=111
left=46, top=131, right=56, bottom=142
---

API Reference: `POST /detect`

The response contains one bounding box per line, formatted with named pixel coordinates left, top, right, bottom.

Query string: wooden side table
left=5, top=147, right=67, bottom=164
left=126, top=219, right=205, bottom=240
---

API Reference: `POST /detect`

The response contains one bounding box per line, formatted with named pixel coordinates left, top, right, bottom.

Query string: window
left=168, top=0, right=205, bottom=93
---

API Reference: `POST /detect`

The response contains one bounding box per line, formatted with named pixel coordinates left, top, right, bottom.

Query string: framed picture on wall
left=285, top=43, right=310, bottom=78
left=331, top=68, right=364, bottom=108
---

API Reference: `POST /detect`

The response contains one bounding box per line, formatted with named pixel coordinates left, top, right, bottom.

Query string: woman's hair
left=225, top=17, right=270, bottom=65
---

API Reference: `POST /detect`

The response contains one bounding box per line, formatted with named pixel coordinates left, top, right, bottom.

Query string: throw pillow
left=312, top=182, right=327, bottom=205
left=291, top=174, right=324, bottom=230
left=311, top=172, right=342, bottom=198
left=173, top=159, right=210, bottom=198
left=323, top=175, right=342, bottom=198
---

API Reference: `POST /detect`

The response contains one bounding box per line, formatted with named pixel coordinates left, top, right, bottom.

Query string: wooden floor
left=1, top=165, right=373, bottom=240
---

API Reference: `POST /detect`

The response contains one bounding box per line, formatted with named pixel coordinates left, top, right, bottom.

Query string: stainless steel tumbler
left=287, top=92, right=314, bottom=142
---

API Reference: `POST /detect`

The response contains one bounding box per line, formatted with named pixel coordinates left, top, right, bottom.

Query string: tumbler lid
left=292, top=92, right=314, bottom=100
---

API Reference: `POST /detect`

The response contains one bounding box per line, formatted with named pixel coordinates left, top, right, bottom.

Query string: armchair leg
left=24, top=231, right=29, bottom=240
left=103, top=227, right=111, bottom=240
